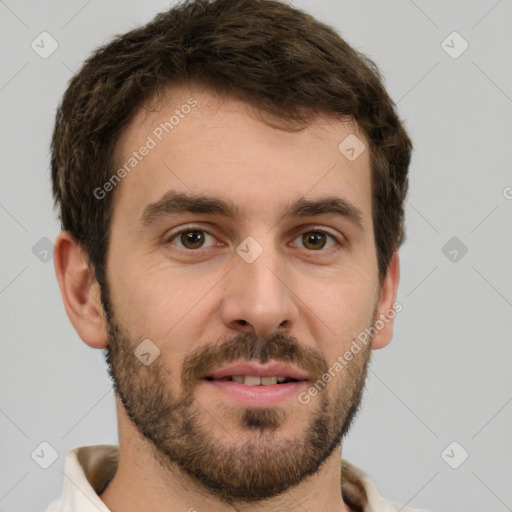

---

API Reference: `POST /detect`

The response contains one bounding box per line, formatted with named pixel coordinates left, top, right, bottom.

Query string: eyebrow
left=139, top=190, right=364, bottom=230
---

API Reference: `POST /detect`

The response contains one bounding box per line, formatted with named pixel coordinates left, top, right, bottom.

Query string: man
left=48, top=0, right=424, bottom=510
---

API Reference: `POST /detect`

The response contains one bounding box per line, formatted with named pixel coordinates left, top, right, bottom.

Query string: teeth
left=229, top=375, right=288, bottom=385
left=243, top=375, right=261, bottom=386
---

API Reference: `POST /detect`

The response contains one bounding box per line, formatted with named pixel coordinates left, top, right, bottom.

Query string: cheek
left=299, top=272, right=376, bottom=352
left=111, top=257, right=219, bottom=345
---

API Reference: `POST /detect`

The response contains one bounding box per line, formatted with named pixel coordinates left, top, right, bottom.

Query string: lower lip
left=202, top=379, right=308, bottom=407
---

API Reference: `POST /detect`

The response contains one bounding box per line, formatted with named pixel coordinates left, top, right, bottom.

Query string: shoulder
left=341, top=459, right=433, bottom=512
left=386, top=500, right=432, bottom=511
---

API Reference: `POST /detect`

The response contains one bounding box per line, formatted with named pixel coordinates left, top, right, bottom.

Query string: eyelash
left=164, top=225, right=343, bottom=253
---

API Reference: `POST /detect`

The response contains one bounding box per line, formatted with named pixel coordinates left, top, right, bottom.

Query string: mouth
left=200, top=361, right=311, bottom=407
left=204, top=375, right=302, bottom=385
left=203, top=360, right=311, bottom=383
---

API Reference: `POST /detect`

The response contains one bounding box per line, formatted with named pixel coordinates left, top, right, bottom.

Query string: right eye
left=165, top=228, right=218, bottom=250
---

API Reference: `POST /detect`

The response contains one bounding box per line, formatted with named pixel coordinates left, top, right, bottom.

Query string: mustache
left=181, top=331, right=328, bottom=391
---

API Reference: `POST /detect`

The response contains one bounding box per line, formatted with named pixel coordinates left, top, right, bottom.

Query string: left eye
left=290, top=230, right=338, bottom=251
left=167, top=229, right=217, bottom=250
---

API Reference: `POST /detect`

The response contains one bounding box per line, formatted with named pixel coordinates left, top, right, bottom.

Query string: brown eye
left=291, top=230, right=338, bottom=251
left=167, top=228, right=216, bottom=250
left=302, top=232, right=327, bottom=250
left=180, top=230, right=205, bottom=249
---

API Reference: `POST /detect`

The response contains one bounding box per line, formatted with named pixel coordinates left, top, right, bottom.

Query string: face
left=101, top=85, right=382, bottom=503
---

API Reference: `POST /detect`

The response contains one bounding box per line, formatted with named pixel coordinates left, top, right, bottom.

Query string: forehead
left=110, top=84, right=373, bottom=230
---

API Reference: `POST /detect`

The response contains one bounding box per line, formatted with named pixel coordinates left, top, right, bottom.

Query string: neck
left=100, top=416, right=350, bottom=512
left=100, top=450, right=351, bottom=512
left=99, top=404, right=353, bottom=512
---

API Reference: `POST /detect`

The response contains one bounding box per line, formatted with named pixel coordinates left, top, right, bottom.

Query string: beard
left=101, top=290, right=374, bottom=504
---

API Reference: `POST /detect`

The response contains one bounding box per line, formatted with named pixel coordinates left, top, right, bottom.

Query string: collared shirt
left=45, top=445, right=429, bottom=512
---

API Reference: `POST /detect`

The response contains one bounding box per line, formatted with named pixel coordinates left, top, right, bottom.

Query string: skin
left=54, top=84, right=400, bottom=512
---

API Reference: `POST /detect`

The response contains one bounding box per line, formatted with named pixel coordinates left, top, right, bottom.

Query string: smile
left=205, top=375, right=301, bottom=385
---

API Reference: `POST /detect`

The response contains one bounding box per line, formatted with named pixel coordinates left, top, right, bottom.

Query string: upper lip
left=205, top=361, right=311, bottom=381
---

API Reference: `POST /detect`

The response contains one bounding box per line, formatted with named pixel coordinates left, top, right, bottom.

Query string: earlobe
left=371, top=251, right=400, bottom=350
left=53, top=231, right=108, bottom=349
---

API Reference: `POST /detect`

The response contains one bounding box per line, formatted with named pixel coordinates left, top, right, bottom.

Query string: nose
left=219, top=241, right=299, bottom=339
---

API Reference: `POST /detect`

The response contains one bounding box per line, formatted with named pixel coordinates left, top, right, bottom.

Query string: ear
left=371, top=251, right=400, bottom=350
left=53, top=231, right=108, bottom=349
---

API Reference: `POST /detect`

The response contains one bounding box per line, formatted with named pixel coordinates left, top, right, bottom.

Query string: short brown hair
left=51, top=0, right=412, bottom=295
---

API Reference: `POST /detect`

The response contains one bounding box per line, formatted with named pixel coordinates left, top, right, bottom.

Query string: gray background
left=1, top=1, right=511, bottom=511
